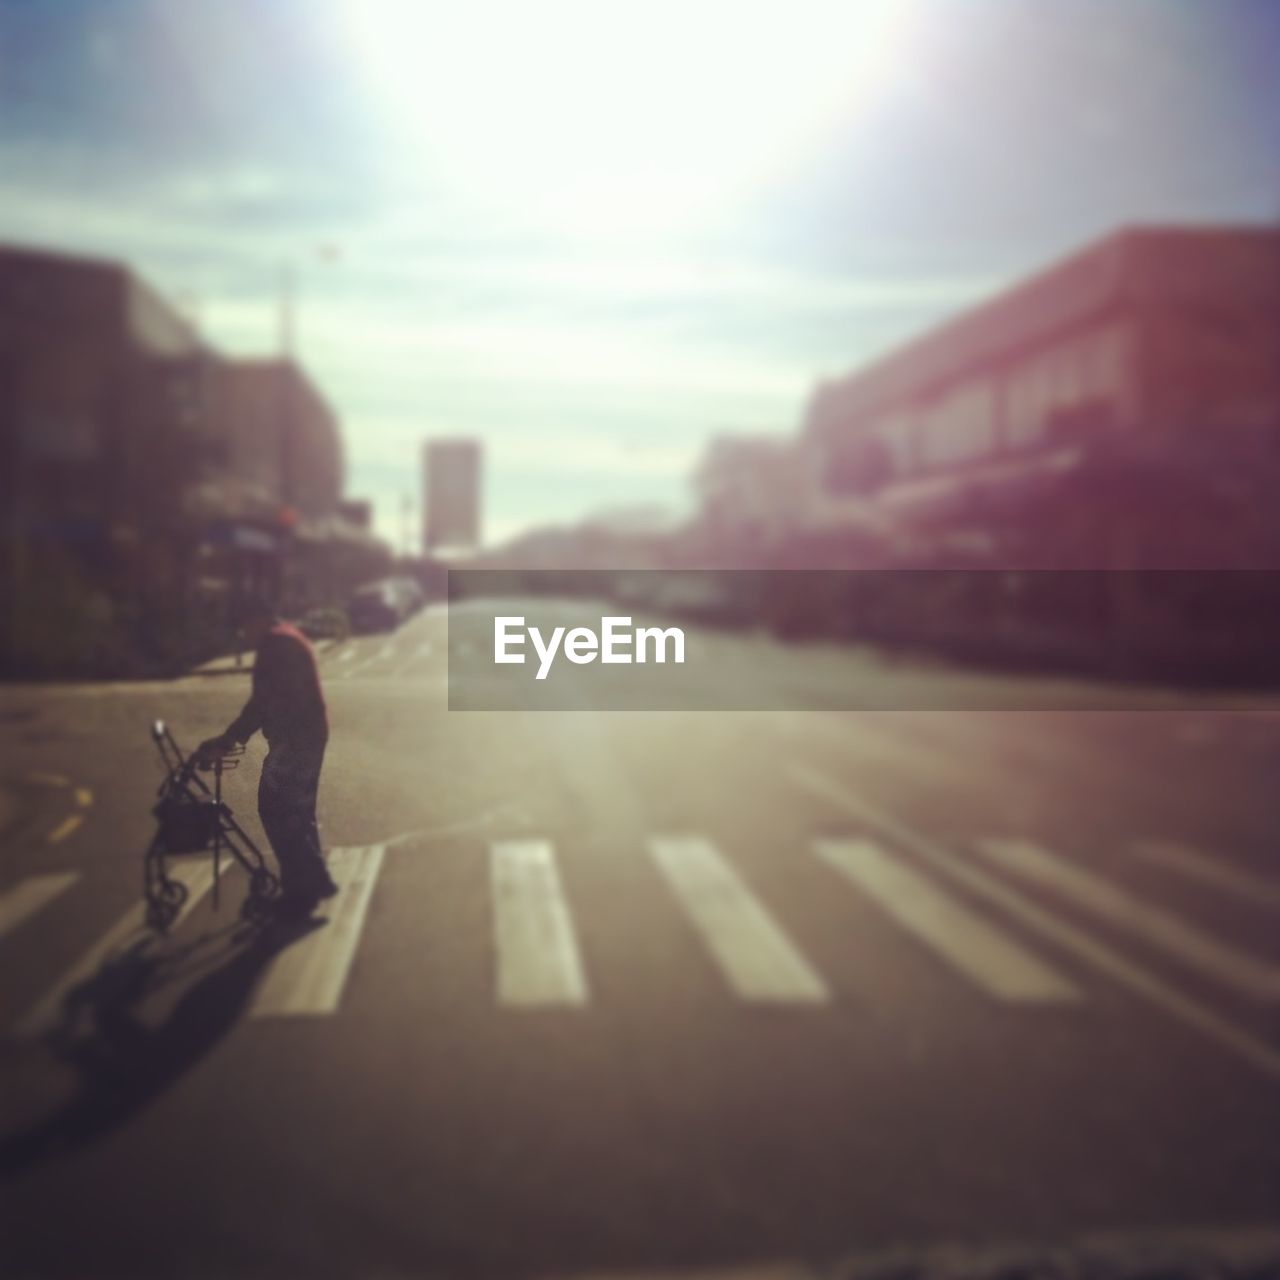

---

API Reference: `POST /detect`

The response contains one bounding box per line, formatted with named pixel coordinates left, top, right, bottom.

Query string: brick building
left=0, top=244, right=385, bottom=674
left=798, top=225, right=1280, bottom=567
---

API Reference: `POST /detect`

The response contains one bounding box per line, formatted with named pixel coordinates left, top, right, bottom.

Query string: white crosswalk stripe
left=8, top=824, right=1277, bottom=1047
left=1131, top=839, right=1280, bottom=910
left=394, top=641, right=434, bottom=677
left=975, top=838, right=1280, bottom=1002
left=251, top=845, right=387, bottom=1017
left=342, top=643, right=397, bottom=678
left=650, top=836, right=828, bottom=1004
left=792, top=765, right=1280, bottom=1079
left=814, top=840, right=1081, bottom=1002
left=0, top=872, right=80, bottom=940
left=12, top=860, right=220, bottom=1039
left=491, top=839, right=588, bottom=1007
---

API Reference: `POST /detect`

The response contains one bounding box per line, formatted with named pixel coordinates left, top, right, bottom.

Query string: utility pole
left=401, top=493, right=414, bottom=560
left=278, top=261, right=295, bottom=358
left=279, top=244, right=340, bottom=359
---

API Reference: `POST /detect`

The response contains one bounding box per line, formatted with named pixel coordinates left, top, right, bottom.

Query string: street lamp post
left=274, top=246, right=342, bottom=612
left=278, top=244, right=341, bottom=359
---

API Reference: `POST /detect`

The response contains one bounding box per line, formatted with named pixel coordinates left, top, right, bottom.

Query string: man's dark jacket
left=228, top=623, right=328, bottom=746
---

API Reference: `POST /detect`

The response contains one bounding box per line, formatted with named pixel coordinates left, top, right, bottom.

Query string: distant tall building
left=423, top=437, right=482, bottom=552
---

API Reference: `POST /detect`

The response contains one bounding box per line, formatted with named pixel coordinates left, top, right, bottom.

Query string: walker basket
left=144, top=719, right=279, bottom=930
left=152, top=795, right=225, bottom=854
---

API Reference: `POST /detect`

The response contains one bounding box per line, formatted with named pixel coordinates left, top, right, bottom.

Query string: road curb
left=188, top=637, right=340, bottom=678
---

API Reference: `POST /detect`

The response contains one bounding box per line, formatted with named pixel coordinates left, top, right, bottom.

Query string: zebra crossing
left=321, top=609, right=444, bottom=681
left=0, top=871, right=78, bottom=937
left=1130, top=838, right=1280, bottom=910
left=3, top=819, right=1279, bottom=1073
left=11, top=858, right=222, bottom=1039
left=492, top=838, right=589, bottom=1006
left=814, top=839, right=1081, bottom=1003
left=973, top=837, right=1280, bottom=1001
left=651, top=835, right=829, bottom=1004
left=250, top=844, right=386, bottom=1017
left=790, top=765, right=1280, bottom=1079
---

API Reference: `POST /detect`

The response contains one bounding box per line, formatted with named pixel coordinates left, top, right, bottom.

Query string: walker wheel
left=250, top=868, right=280, bottom=899
left=241, top=892, right=276, bottom=925
left=241, top=868, right=280, bottom=923
left=147, top=879, right=187, bottom=931
left=159, top=878, right=188, bottom=908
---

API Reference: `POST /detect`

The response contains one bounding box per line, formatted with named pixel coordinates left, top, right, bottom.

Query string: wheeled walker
left=144, top=720, right=279, bottom=931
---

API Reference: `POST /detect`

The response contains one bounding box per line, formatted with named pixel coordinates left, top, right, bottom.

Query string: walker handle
left=198, top=743, right=245, bottom=773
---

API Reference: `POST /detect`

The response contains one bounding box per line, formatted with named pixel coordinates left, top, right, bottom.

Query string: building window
left=20, top=410, right=100, bottom=461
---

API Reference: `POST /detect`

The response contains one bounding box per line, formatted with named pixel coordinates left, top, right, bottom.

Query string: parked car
left=295, top=605, right=350, bottom=643
left=645, top=573, right=750, bottom=628
left=346, top=578, right=422, bottom=633
left=388, top=575, right=425, bottom=616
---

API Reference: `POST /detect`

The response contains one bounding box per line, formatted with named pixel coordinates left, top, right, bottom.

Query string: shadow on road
left=0, top=913, right=321, bottom=1178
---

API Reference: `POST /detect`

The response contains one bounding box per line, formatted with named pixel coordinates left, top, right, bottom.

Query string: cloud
left=0, top=151, right=1002, bottom=545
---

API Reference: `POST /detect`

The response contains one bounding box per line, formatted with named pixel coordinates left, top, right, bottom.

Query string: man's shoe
left=279, top=864, right=338, bottom=906
left=297, top=862, right=339, bottom=901
left=271, top=891, right=325, bottom=921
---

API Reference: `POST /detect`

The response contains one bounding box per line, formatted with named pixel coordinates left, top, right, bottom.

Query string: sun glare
left=338, top=0, right=914, bottom=237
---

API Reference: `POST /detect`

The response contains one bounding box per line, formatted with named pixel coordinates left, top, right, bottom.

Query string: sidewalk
left=188, top=650, right=253, bottom=678
left=188, top=638, right=340, bottom=678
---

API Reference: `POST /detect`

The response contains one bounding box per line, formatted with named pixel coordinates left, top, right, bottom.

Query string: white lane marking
left=393, top=640, right=434, bottom=677
left=342, top=642, right=398, bottom=678
left=814, top=839, right=1081, bottom=1003
left=381, top=806, right=529, bottom=849
left=650, top=836, right=828, bottom=1004
left=337, top=647, right=356, bottom=663
left=13, top=860, right=219, bottom=1039
left=251, top=845, right=386, bottom=1017
left=491, top=840, right=588, bottom=1007
left=1131, top=840, right=1280, bottom=910
left=975, top=838, right=1280, bottom=1002
left=791, top=765, right=1280, bottom=1079
left=0, top=872, right=79, bottom=939
left=47, top=814, right=84, bottom=844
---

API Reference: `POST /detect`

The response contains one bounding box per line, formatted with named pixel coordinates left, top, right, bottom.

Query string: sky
left=1, top=0, right=1277, bottom=548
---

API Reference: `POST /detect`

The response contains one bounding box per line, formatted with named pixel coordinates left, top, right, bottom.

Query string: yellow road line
left=75, top=787, right=93, bottom=808
left=47, top=814, right=84, bottom=844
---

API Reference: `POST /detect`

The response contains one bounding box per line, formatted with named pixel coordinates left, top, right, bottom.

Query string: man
left=199, top=599, right=338, bottom=916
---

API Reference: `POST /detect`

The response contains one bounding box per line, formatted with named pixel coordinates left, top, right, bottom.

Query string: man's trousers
left=257, top=736, right=330, bottom=897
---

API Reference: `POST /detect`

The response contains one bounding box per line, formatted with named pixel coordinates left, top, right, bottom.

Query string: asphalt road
left=2, top=600, right=1279, bottom=1279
